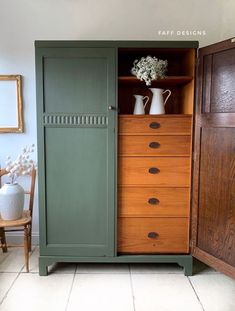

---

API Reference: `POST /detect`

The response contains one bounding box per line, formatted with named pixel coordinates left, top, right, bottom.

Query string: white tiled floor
left=0, top=247, right=235, bottom=311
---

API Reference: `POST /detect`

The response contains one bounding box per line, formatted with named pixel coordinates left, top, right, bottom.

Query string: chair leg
left=0, top=227, right=8, bottom=253
left=24, top=225, right=29, bottom=272
left=28, top=224, right=32, bottom=252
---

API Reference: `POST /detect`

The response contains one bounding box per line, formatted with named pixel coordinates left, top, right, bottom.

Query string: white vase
left=149, top=88, right=171, bottom=114
left=133, top=95, right=150, bottom=115
left=0, top=183, right=24, bottom=220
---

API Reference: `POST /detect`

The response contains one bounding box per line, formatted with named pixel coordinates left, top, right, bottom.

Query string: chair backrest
left=0, top=167, right=36, bottom=217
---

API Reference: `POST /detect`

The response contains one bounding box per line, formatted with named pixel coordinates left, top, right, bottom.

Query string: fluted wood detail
left=43, top=114, right=108, bottom=127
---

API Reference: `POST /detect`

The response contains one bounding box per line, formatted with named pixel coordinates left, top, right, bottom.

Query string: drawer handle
left=148, top=232, right=158, bottom=239
left=148, top=167, right=160, bottom=174
left=148, top=198, right=160, bottom=205
left=149, top=142, right=160, bottom=149
left=149, top=122, right=160, bottom=129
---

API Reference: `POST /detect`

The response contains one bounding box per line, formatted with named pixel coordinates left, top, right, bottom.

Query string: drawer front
left=119, top=116, right=192, bottom=135
left=118, top=217, right=189, bottom=253
left=119, top=135, right=191, bottom=156
left=118, top=157, right=191, bottom=186
left=118, top=187, right=190, bottom=217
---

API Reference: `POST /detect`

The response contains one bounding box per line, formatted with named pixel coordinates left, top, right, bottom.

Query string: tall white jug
left=133, top=95, right=149, bottom=115
left=149, top=88, right=171, bottom=114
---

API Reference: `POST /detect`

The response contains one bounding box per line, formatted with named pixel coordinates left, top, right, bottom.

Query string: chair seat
left=0, top=210, right=31, bottom=228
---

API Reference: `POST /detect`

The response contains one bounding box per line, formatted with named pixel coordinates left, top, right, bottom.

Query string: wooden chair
left=0, top=167, right=36, bottom=272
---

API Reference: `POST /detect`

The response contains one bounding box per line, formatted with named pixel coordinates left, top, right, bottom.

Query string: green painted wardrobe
left=35, top=40, right=235, bottom=278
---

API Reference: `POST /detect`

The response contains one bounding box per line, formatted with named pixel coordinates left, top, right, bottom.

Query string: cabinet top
left=34, top=40, right=199, bottom=49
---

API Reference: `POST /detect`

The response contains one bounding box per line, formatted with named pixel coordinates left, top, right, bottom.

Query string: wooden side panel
left=197, top=128, right=235, bottom=266
left=118, top=217, right=189, bottom=253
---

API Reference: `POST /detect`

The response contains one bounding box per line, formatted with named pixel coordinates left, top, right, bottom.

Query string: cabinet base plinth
left=38, top=254, right=193, bottom=276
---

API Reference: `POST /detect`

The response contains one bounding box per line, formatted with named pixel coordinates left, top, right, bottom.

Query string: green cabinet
left=36, top=47, right=116, bottom=260
left=36, top=40, right=235, bottom=279
left=36, top=41, right=199, bottom=276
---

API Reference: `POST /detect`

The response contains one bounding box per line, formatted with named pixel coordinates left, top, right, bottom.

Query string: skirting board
left=5, top=232, right=39, bottom=245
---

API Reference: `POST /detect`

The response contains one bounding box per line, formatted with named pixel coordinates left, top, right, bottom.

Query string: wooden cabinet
left=35, top=39, right=235, bottom=279
left=118, top=115, right=192, bottom=254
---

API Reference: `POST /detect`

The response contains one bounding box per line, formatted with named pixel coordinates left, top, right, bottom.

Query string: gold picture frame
left=0, top=75, right=23, bottom=133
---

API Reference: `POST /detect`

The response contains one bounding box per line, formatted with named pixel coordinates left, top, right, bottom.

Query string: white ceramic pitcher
left=149, top=88, right=171, bottom=114
left=133, top=95, right=149, bottom=115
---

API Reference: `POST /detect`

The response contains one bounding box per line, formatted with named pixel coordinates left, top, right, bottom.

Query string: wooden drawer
left=119, top=135, right=191, bottom=156
left=118, top=217, right=189, bottom=253
left=118, top=157, right=191, bottom=186
left=119, top=115, right=192, bottom=135
left=118, top=187, right=190, bottom=217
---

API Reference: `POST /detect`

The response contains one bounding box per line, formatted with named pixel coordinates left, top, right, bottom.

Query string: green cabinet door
left=36, top=47, right=116, bottom=257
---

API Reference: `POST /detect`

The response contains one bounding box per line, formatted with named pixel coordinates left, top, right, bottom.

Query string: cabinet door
left=192, top=39, right=235, bottom=278
left=36, top=47, right=116, bottom=257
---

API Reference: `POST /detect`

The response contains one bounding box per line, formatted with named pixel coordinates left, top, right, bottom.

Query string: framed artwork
left=0, top=75, right=23, bottom=133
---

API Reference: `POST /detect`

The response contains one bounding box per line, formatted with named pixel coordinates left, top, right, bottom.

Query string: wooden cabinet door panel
left=197, top=128, right=235, bottom=266
left=36, top=48, right=116, bottom=257
left=192, top=38, right=235, bottom=279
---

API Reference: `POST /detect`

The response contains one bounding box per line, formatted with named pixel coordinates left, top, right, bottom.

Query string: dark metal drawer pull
left=149, top=122, right=160, bottom=129
left=148, top=167, right=160, bottom=174
left=149, top=142, right=160, bottom=149
left=148, top=198, right=160, bottom=205
left=148, top=232, right=158, bottom=239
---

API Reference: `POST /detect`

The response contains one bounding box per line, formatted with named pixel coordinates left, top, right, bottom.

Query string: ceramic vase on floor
left=0, top=183, right=24, bottom=220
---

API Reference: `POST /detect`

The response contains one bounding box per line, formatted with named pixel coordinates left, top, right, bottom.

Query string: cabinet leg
left=178, top=256, right=193, bottom=276
left=183, top=257, right=193, bottom=276
left=39, top=257, right=48, bottom=276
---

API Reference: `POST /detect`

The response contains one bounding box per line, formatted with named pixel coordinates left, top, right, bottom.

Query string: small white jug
left=133, top=95, right=149, bottom=115
left=149, top=88, right=171, bottom=114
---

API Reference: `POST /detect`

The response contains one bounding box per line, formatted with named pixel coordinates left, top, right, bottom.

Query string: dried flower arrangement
left=5, top=144, right=36, bottom=184
left=131, top=56, right=168, bottom=86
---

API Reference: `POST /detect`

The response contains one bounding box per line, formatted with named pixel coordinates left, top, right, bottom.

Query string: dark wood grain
left=211, top=48, right=235, bottom=113
left=197, top=128, right=235, bottom=266
left=192, top=38, right=235, bottom=278
left=202, top=55, right=212, bottom=113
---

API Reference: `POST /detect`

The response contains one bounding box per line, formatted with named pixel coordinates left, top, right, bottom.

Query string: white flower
left=131, top=56, right=168, bottom=86
left=4, top=144, right=36, bottom=184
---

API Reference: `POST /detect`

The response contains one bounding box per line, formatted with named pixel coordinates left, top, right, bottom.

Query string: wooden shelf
left=118, top=76, right=193, bottom=87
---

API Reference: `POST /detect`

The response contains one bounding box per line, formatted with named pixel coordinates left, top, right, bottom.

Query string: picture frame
left=0, top=75, right=23, bottom=133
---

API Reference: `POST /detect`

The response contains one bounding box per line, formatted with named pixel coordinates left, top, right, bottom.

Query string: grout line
left=65, top=264, right=77, bottom=311
left=0, top=271, right=21, bottom=306
left=129, top=264, right=136, bottom=311
left=187, top=277, right=205, bottom=311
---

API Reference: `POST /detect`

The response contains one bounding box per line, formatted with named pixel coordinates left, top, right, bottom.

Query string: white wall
left=0, top=0, right=235, bottom=243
